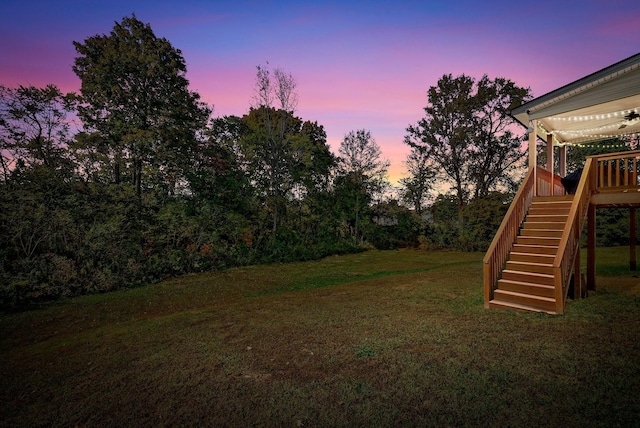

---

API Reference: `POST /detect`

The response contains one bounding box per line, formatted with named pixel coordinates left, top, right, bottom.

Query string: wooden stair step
left=501, top=269, right=555, bottom=285
left=523, top=221, right=566, bottom=230
left=509, top=252, right=555, bottom=264
left=497, top=279, right=555, bottom=297
left=530, top=203, right=572, bottom=211
left=520, top=229, right=564, bottom=238
left=532, top=195, right=573, bottom=202
left=493, top=289, right=557, bottom=311
left=516, top=236, right=560, bottom=246
left=489, top=299, right=558, bottom=314
left=531, top=197, right=573, bottom=206
left=512, top=244, right=558, bottom=255
left=526, top=215, right=568, bottom=222
left=505, top=260, right=554, bottom=275
left=528, top=206, right=571, bottom=213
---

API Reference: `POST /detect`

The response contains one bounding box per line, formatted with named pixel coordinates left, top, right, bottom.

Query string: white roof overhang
left=511, top=53, right=640, bottom=146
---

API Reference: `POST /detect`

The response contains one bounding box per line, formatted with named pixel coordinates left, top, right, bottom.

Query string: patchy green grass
left=1, top=248, right=639, bottom=427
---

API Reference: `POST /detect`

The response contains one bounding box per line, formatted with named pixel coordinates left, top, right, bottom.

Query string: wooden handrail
left=483, top=167, right=536, bottom=307
left=551, top=157, right=595, bottom=314
left=551, top=150, right=637, bottom=313
left=588, top=149, right=640, bottom=160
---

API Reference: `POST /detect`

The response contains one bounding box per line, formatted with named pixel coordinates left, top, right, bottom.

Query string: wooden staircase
left=489, top=195, right=573, bottom=314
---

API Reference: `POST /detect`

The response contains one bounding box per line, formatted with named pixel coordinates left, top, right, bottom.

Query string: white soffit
left=539, top=94, right=640, bottom=145
left=512, top=53, right=640, bottom=146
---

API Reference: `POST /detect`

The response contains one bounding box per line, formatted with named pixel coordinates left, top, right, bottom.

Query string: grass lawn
left=1, top=247, right=639, bottom=427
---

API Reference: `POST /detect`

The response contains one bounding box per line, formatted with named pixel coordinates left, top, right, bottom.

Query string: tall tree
left=72, top=15, right=210, bottom=195
left=247, top=63, right=302, bottom=233
left=469, top=76, right=531, bottom=198
left=336, top=129, right=390, bottom=242
left=239, top=107, right=333, bottom=235
left=405, top=74, right=531, bottom=236
left=405, top=74, right=475, bottom=232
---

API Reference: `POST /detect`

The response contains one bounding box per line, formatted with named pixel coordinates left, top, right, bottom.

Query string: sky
left=1, top=0, right=639, bottom=183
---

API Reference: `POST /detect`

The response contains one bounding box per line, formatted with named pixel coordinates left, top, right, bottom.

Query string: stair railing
left=552, top=150, right=640, bottom=313
left=551, top=157, right=596, bottom=314
left=483, top=167, right=537, bottom=307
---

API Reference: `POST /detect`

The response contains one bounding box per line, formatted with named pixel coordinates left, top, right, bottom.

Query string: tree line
left=1, top=15, right=632, bottom=308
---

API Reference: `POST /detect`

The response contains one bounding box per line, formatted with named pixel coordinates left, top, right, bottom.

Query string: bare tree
left=252, top=63, right=298, bottom=112
left=273, top=68, right=298, bottom=112
left=252, top=64, right=273, bottom=109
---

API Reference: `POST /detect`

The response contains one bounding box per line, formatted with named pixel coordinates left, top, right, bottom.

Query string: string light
left=553, top=130, right=640, bottom=145
left=548, top=107, right=640, bottom=122
left=573, top=143, right=630, bottom=148
left=554, top=123, right=630, bottom=134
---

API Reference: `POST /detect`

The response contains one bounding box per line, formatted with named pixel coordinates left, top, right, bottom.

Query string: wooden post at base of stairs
left=573, top=247, right=582, bottom=299
left=587, top=204, right=596, bottom=291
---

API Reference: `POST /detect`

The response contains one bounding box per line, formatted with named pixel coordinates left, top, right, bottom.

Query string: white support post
left=529, top=120, right=537, bottom=196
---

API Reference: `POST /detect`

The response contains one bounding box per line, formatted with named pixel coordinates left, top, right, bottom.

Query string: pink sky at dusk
left=2, top=1, right=639, bottom=184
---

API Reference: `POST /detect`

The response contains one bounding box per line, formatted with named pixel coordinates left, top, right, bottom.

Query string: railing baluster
left=599, top=162, right=604, bottom=188
left=624, top=159, right=629, bottom=187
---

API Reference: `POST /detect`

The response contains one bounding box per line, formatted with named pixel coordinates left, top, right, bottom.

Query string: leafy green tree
left=296, top=120, right=335, bottom=193
left=405, top=74, right=530, bottom=237
left=336, top=129, right=390, bottom=243
left=192, top=116, right=251, bottom=210
left=367, top=200, right=422, bottom=249
left=469, top=76, right=531, bottom=198
left=239, top=107, right=334, bottom=237
left=462, top=192, right=511, bottom=251
left=0, top=84, right=76, bottom=180
left=399, top=144, right=435, bottom=216
left=405, top=75, right=475, bottom=236
left=0, top=84, right=81, bottom=305
left=72, top=15, right=210, bottom=195
left=425, top=191, right=512, bottom=251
